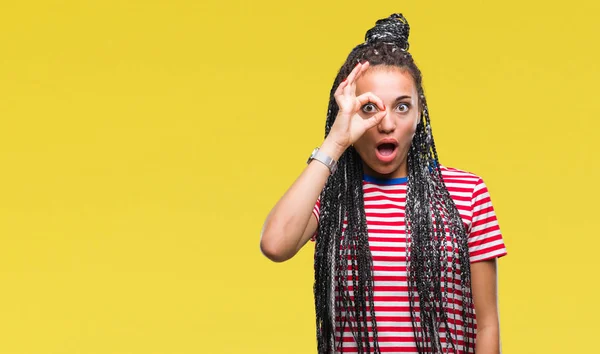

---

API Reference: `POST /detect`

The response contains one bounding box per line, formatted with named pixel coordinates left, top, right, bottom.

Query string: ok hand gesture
left=327, top=61, right=387, bottom=152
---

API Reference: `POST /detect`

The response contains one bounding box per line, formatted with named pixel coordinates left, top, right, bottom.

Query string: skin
left=260, top=61, right=501, bottom=353
left=471, top=259, right=502, bottom=354
left=352, top=66, right=420, bottom=179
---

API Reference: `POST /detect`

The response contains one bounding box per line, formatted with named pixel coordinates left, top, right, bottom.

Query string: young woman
left=260, top=13, right=507, bottom=354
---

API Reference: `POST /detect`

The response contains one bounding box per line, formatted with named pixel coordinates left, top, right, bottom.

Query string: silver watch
left=307, top=147, right=338, bottom=174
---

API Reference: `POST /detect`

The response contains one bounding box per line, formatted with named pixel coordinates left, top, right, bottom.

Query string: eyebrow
left=394, top=95, right=412, bottom=102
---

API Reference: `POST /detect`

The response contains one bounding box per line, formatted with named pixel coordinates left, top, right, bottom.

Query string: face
left=353, top=66, right=421, bottom=179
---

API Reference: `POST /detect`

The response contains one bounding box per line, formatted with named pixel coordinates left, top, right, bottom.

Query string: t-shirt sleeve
left=309, top=197, right=321, bottom=242
left=468, top=177, right=507, bottom=263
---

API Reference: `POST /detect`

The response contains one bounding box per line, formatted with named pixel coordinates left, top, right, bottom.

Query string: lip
left=375, top=138, right=399, bottom=163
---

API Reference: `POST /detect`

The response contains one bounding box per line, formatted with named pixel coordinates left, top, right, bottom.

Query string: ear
left=414, top=112, right=421, bottom=130
left=411, top=111, right=426, bottom=140
left=411, top=111, right=421, bottom=138
left=415, top=97, right=424, bottom=130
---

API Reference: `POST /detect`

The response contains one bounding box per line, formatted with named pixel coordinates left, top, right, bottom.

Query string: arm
left=471, top=258, right=501, bottom=354
left=260, top=61, right=387, bottom=262
left=259, top=140, right=343, bottom=262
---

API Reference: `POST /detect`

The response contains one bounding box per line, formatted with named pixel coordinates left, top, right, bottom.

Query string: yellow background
left=0, top=0, right=598, bottom=353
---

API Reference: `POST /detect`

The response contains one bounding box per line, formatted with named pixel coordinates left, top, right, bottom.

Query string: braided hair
left=314, top=14, right=475, bottom=354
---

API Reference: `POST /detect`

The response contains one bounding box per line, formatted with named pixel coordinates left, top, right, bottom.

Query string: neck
left=362, top=162, right=408, bottom=180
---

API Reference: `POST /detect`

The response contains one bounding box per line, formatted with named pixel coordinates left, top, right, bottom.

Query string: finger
left=345, top=62, right=363, bottom=86
left=334, top=78, right=348, bottom=97
left=342, top=64, right=363, bottom=97
left=354, top=61, right=370, bottom=82
left=362, top=110, right=387, bottom=130
left=344, top=61, right=371, bottom=97
left=356, top=92, right=385, bottom=111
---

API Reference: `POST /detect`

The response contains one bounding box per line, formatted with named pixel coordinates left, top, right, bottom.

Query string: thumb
left=362, top=111, right=387, bottom=131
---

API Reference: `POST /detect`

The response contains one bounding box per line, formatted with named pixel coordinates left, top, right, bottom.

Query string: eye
left=397, top=103, right=410, bottom=112
left=361, top=102, right=378, bottom=113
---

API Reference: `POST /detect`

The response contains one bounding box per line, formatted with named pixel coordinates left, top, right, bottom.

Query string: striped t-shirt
left=310, top=165, right=507, bottom=353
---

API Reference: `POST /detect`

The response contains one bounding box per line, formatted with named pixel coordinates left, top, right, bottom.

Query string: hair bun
left=364, top=13, right=410, bottom=50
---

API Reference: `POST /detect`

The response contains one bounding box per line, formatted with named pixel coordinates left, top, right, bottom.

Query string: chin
left=363, top=154, right=407, bottom=178
left=366, top=163, right=402, bottom=178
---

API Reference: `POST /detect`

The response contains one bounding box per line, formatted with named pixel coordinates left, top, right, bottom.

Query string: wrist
left=319, top=138, right=347, bottom=161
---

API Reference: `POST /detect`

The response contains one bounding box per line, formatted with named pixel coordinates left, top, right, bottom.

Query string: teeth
left=377, top=143, right=396, bottom=157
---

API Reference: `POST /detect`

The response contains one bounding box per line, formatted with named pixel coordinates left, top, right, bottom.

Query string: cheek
left=398, top=116, right=419, bottom=141
left=353, top=134, right=371, bottom=152
left=352, top=131, right=377, bottom=159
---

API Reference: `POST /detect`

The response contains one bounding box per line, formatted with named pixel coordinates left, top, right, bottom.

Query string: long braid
left=314, top=13, right=474, bottom=354
left=316, top=62, right=379, bottom=353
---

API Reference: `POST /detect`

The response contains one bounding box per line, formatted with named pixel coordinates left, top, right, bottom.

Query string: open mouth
left=377, top=143, right=397, bottom=157
left=375, top=141, right=398, bottom=162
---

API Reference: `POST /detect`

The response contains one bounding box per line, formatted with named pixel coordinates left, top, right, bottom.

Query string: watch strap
left=307, top=147, right=338, bottom=174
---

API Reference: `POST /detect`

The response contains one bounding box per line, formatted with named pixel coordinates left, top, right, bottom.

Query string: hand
left=326, top=61, right=387, bottom=153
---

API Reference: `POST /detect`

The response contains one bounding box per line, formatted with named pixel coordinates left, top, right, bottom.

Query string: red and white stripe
left=311, top=165, right=507, bottom=353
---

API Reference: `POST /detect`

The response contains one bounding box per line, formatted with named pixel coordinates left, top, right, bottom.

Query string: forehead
left=355, top=66, right=417, bottom=97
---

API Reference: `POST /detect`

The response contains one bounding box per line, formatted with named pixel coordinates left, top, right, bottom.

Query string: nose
left=377, top=107, right=396, bottom=133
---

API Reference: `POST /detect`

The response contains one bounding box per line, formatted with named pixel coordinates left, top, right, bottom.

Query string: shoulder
left=438, top=164, right=484, bottom=188
left=438, top=165, right=498, bottom=209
